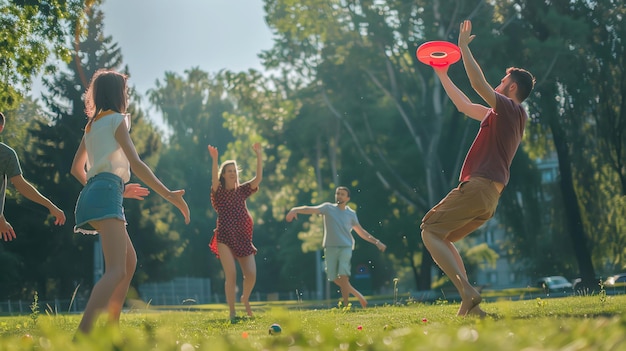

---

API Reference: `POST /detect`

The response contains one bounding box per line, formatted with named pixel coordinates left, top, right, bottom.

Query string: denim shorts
left=74, top=172, right=125, bottom=234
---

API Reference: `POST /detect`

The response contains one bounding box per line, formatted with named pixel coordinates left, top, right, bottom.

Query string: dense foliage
left=1, top=0, right=624, bottom=302
left=0, top=0, right=92, bottom=110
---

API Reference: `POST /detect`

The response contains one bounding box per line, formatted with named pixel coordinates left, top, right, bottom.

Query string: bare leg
left=334, top=276, right=350, bottom=306
left=237, top=254, right=256, bottom=317
left=333, top=275, right=367, bottom=308
left=421, top=230, right=482, bottom=316
left=77, top=219, right=129, bottom=334
left=446, top=240, right=486, bottom=317
left=218, top=243, right=237, bottom=319
left=107, top=234, right=137, bottom=324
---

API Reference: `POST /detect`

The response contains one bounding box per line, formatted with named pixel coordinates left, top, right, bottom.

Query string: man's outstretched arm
left=458, top=20, right=497, bottom=109
left=285, top=205, right=323, bottom=222
left=10, top=175, right=66, bottom=225
left=434, top=65, right=489, bottom=121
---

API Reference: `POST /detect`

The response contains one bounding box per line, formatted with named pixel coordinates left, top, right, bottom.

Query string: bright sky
left=26, top=1, right=273, bottom=130
left=31, top=1, right=274, bottom=129
left=100, top=0, right=274, bottom=98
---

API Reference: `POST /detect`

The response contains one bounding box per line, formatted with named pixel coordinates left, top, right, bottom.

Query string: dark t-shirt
left=0, top=142, right=23, bottom=212
left=459, top=93, right=527, bottom=185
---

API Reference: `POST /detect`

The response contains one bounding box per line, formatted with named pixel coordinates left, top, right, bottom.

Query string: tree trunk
left=417, top=250, right=435, bottom=291
left=543, top=88, right=596, bottom=288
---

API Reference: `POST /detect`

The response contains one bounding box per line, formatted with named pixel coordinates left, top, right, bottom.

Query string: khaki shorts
left=324, top=247, right=352, bottom=281
left=420, top=177, right=500, bottom=242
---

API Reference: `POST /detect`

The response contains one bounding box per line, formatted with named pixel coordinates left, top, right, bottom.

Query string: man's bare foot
left=241, top=296, right=253, bottom=317
left=457, top=289, right=482, bottom=316
left=359, top=298, right=368, bottom=309
left=467, top=304, right=487, bottom=318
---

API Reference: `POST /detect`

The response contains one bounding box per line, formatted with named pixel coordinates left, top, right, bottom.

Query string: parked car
left=571, top=276, right=607, bottom=290
left=604, top=273, right=626, bottom=286
left=536, top=276, right=573, bottom=292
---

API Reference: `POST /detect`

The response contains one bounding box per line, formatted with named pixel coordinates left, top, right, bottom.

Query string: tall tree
left=518, top=0, right=626, bottom=285
left=5, top=6, right=173, bottom=299
left=148, top=68, right=236, bottom=283
left=261, top=0, right=545, bottom=290
left=18, top=6, right=121, bottom=299
left=220, top=69, right=315, bottom=293
left=0, top=0, right=89, bottom=110
left=564, top=0, right=625, bottom=278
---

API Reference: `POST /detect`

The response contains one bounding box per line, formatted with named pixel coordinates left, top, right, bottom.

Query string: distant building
left=472, top=153, right=559, bottom=289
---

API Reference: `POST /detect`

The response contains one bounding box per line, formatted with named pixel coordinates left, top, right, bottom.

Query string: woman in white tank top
left=71, top=69, right=191, bottom=335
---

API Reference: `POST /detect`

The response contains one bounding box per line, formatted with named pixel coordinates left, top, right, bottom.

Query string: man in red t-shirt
left=420, top=20, right=535, bottom=317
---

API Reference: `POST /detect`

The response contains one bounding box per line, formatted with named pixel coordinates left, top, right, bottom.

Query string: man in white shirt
left=286, top=186, right=386, bottom=308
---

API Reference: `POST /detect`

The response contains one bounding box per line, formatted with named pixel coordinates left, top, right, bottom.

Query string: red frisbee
left=416, top=41, right=461, bottom=67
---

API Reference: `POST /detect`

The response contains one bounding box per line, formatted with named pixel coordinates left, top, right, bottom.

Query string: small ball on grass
left=268, top=323, right=282, bottom=335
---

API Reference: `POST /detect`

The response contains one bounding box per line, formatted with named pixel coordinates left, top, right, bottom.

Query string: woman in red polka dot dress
left=208, top=142, right=263, bottom=321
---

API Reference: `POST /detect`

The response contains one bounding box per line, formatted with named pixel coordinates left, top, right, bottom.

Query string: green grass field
left=1, top=294, right=625, bottom=350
